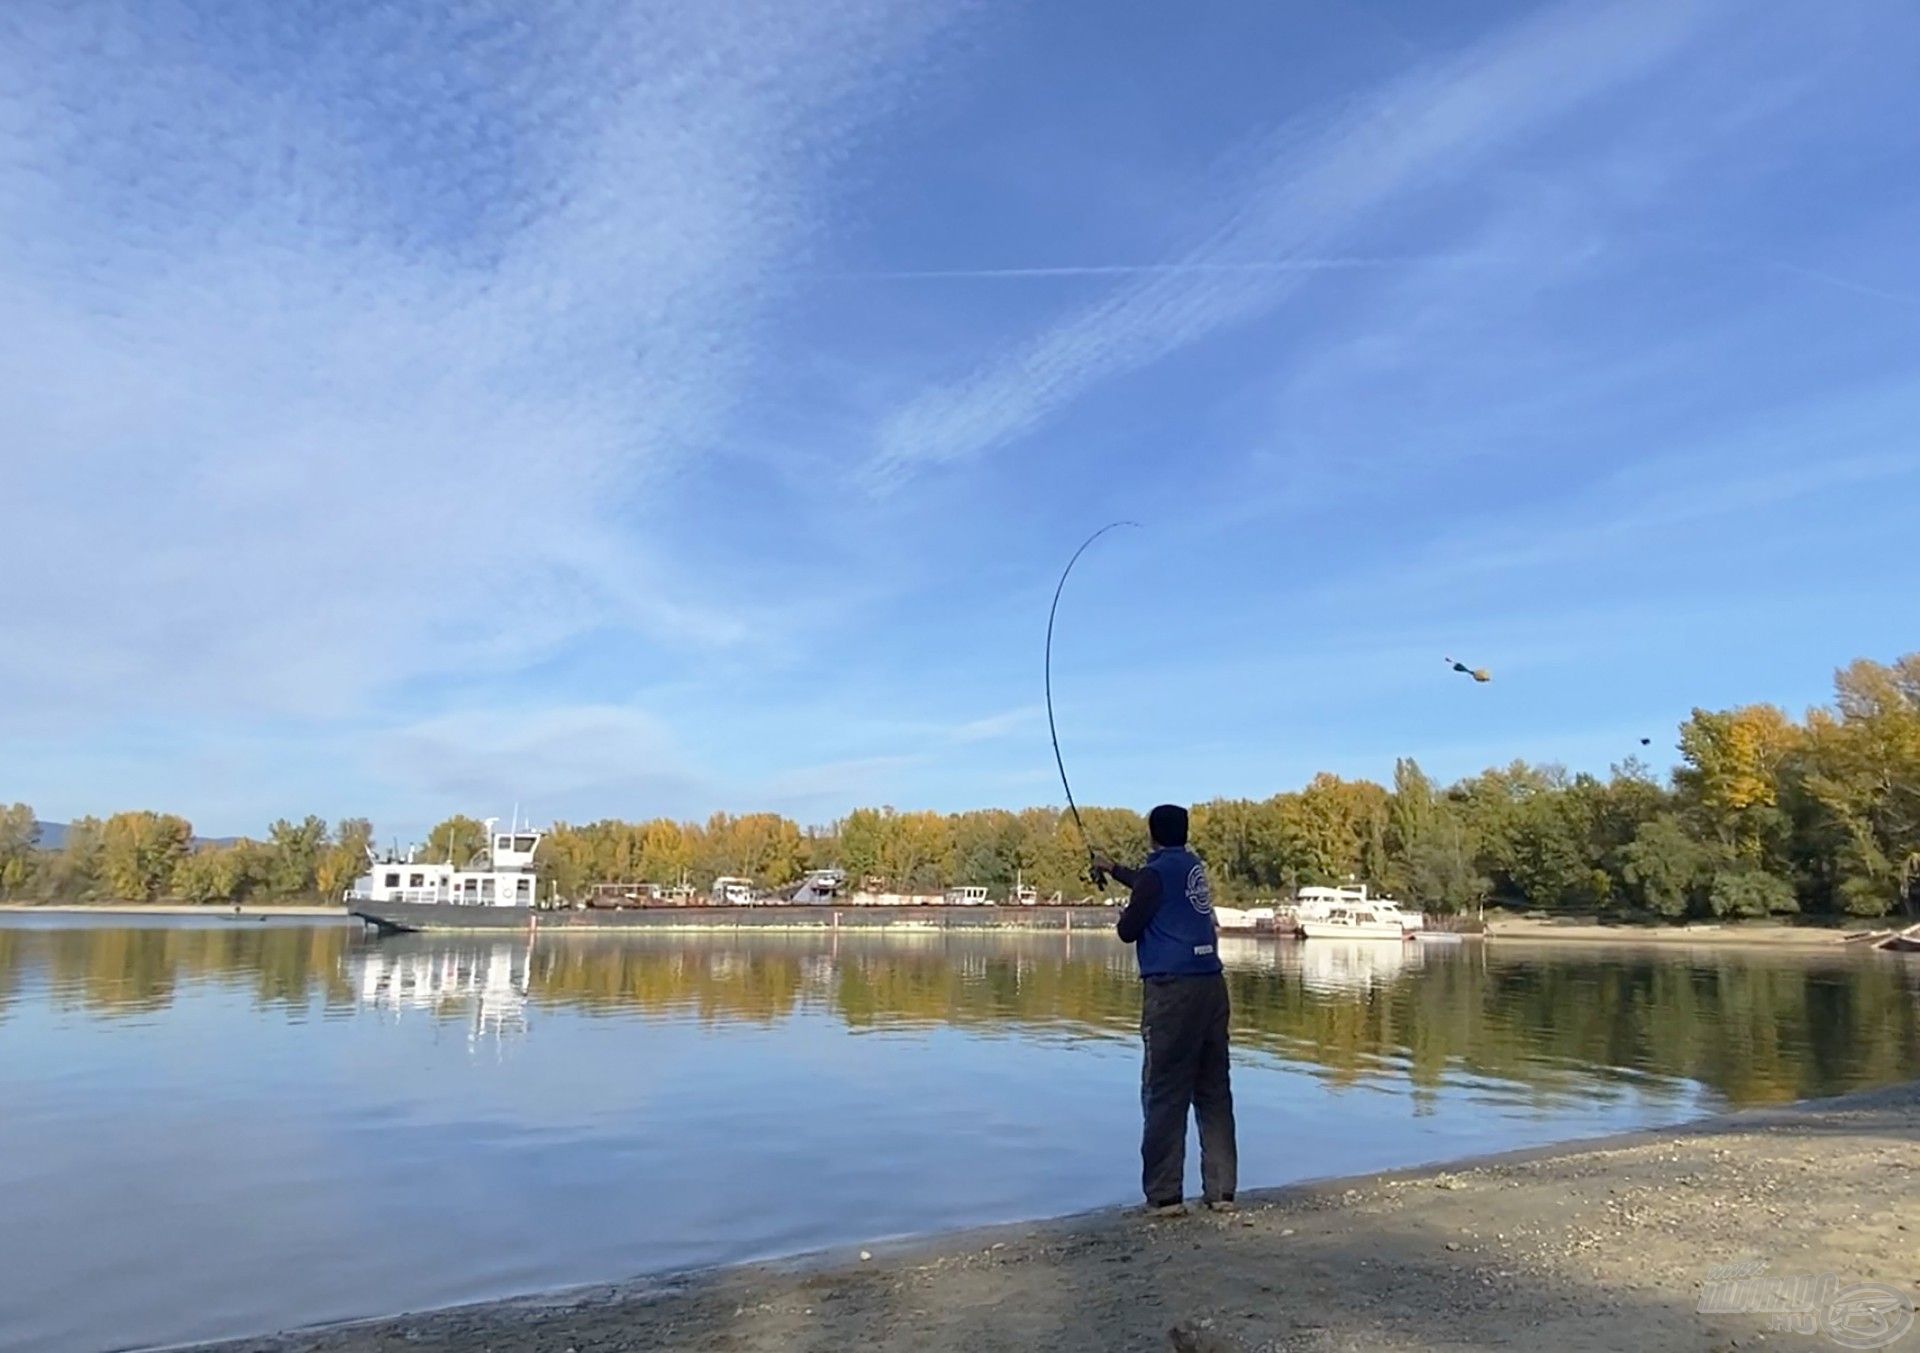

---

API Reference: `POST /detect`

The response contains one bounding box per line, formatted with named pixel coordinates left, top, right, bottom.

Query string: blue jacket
left=1129, top=847, right=1222, bottom=978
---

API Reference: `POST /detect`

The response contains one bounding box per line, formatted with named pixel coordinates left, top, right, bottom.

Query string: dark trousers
left=1140, top=972, right=1237, bottom=1206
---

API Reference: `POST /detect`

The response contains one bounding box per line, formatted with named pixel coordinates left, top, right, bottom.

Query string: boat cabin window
left=516, top=878, right=532, bottom=900
left=384, top=872, right=400, bottom=887
left=496, top=836, right=512, bottom=851
left=513, top=836, right=536, bottom=852
left=408, top=873, right=425, bottom=888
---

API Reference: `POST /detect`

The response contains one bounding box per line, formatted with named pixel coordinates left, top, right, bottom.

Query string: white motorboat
left=1214, top=905, right=1277, bottom=934
left=1292, top=884, right=1423, bottom=940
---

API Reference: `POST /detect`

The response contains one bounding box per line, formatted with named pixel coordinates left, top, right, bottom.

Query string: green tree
left=1797, top=657, right=1920, bottom=917
left=170, top=841, right=266, bottom=904
left=1385, top=759, right=1437, bottom=895
left=951, top=809, right=1020, bottom=892
left=1619, top=815, right=1709, bottom=917
left=263, top=815, right=330, bottom=896
left=45, top=816, right=105, bottom=899
left=1707, top=865, right=1798, bottom=918
left=0, top=803, right=37, bottom=898
left=423, top=815, right=488, bottom=868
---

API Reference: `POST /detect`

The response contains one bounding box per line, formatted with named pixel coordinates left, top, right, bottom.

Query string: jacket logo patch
left=1186, top=864, right=1212, bottom=915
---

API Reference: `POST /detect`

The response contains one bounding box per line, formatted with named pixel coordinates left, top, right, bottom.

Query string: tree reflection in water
left=2, top=921, right=1916, bottom=1106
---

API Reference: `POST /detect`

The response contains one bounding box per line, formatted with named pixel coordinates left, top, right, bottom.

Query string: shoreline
left=0, top=903, right=350, bottom=917
left=1482, top=915, right=1862, bottom=949
left=2, top=903, right=1891, bottom=951
left=182, top=1080, right=1920, bottom=1353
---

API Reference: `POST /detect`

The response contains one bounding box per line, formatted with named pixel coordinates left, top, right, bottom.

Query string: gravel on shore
left=189, top=1081, right=1919, bottom=1353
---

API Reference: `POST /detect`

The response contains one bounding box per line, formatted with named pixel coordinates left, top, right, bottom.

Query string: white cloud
left=860, top=0, right=1726, bottom=489
left=377, top=702, right=700, bottom=818
left=0, top=0, right=968, bottom=728
left=947, top=704, right=1042, bottom=744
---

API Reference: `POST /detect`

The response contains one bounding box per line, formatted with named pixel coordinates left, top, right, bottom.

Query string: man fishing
left=1093, top=804, right=1238, bottom=1217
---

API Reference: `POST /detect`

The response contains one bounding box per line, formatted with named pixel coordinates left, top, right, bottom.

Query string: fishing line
left=1045, top=521, right=1140, bottom=887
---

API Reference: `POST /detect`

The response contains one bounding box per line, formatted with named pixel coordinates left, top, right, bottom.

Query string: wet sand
left=1484, top=915, right=1857, bottom=948
left=188, top=1081, right=1918, bottom=1353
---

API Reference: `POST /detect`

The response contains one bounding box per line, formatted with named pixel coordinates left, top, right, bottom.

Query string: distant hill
left=30, top=821, right=238, bottom=851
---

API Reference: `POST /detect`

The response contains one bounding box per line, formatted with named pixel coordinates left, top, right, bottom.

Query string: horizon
left=6, top=1, right=1918, bottom=843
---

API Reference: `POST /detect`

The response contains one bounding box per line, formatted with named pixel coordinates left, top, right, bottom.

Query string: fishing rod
left=1045, top=520, right=1140, bottom=889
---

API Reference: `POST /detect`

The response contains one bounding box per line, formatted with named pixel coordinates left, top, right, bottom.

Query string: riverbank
left=8, top=904, right=1892, bottom=950
left=0, top=903, right=348, bottom=917
left=1484, top=914, right=1859, bottom=949
left=188, top=1081, right=1918, bottom=1353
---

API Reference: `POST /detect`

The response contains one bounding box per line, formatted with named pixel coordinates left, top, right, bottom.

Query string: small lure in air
left=1445, top=656, right=1491, bottom=684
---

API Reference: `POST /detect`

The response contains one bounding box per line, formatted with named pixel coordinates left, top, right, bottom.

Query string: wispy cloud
left=822, top=255, right=1492, bottom=281
left=378, top=702, right=702, bottom=819
left=946, top=704, right=1042, bottom=743
left=1299, top=377, right=1920, bottom=609
left=860, top=0, right=1724, bottom=489
left=0, top=0, right=968, bottom=728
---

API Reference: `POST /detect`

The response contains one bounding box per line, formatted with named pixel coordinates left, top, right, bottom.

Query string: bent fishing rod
left=1045, top=520, right=1140, bottom=889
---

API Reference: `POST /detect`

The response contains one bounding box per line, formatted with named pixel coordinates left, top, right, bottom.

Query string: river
left=1, top=915, right=1915, bottom=1352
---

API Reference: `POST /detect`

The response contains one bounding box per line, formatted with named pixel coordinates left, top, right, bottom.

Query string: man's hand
left=1090, top=852, right=1116, bottom=878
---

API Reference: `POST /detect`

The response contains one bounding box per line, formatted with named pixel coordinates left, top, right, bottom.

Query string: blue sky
left=3, top=0, right=1917, bottom=842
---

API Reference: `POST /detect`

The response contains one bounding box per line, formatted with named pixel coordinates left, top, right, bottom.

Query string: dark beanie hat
left=1148, top=803, right=1189, bottom=847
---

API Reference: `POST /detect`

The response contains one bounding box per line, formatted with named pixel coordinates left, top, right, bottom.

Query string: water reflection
left=4, top=921, right=1917, bottom=1106
left=356, top=938, right=534, bottom=1043
left=4, top=919, right=1920, bottom=1353
left=0, top=918, right=359, bottom=1021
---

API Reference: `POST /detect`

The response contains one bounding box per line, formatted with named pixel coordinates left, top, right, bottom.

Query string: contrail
left=1750, top=256, right=1919, bottom=308
left=823, top=254, right=1493, bottom=281
left=1642, top=229, right=1919, bottom=308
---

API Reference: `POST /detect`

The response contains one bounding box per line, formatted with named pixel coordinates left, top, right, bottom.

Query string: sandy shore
left=187, top=1082, right=1919, bottom=1353
left=1484, top=915, right=1857, bottom=948
left=0, top=903, right=348, bottom=916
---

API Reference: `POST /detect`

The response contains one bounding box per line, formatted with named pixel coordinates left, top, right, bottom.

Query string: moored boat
left=347, top=818, right=548, bottom=932
left=1875, top=923, right=1920, bottom=953
left=1214, top=905, right=1277, bottom=934
left=1292, top=885, right=1423, bottom=941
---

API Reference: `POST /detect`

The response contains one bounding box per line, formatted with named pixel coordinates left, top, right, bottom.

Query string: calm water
left=3, top=918, right=1917, bottom=1353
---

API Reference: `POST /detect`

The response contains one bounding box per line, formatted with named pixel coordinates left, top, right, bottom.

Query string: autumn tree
left=0, top=803, right=37, bottom=898
left=313, top=818, right=373, bottom=901
left=99, top=811, right=193, bottom=900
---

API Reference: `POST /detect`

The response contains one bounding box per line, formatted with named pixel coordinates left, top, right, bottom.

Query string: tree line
left=3, top=652, right=1914, bottom=919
